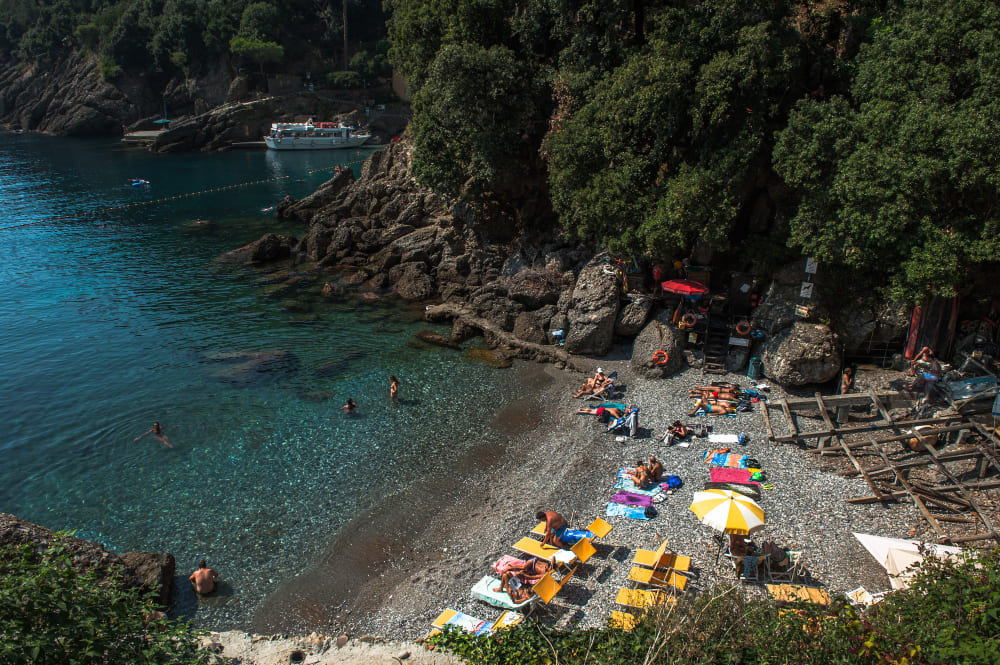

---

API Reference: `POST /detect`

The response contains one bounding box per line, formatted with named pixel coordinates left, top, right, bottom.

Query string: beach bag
left=663, top=475, right=682, bottom=489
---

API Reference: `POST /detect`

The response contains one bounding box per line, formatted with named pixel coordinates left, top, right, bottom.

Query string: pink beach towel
left=493, top=555, right=526, bottom=576
left=710, top=468, right=758, bottom=486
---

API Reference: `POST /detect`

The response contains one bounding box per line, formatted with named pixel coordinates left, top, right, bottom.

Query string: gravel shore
left=272, top=350, right=927, bottom=644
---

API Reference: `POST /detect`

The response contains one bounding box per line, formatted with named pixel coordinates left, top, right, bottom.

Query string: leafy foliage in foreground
left=0, top=538, right=208, bottom=665
left=431, top=548, right=1000, bottom=665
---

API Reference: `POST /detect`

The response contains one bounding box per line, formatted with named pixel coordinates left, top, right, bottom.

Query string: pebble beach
left=237, top=350, right=927, bottom=648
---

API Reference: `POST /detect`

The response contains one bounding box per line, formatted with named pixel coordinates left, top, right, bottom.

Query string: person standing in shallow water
left=389, top=375, right=400, bottom=399
left=135, top=421, right=172, bottom=448
left=340, top=398, right=357, bottom=414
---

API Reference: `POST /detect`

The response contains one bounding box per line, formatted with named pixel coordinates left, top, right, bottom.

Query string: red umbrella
left=661, top=279, right=709, bottom=296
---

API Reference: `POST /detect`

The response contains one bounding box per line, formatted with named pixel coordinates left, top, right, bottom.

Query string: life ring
left=735, top=320, right=751, bottom=336
left=652, top=350, right=669, bottom=365
left=681, top=313, right=697, bottom=327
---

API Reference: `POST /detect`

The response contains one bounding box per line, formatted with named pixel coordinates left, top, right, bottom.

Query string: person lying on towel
left=689, top=386, right=742, bottom=401
left=576, top=405, right=623, bottom=421
left=688, top=397, right=737, bottom=416
left=493, top=558, right=551, bottom=603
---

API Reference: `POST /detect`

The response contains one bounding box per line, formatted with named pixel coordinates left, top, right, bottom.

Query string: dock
left=121, top=130, right=165, bottom=146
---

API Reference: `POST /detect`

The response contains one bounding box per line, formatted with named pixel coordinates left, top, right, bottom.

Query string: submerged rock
left=203, top=350, right=301, bottom=387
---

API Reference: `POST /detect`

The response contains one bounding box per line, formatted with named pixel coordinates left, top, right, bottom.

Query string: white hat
left=596, top=367, right=603, bottom=373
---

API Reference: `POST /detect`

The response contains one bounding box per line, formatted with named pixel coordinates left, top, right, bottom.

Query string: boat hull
left=264, top=136, right=369, bottom=150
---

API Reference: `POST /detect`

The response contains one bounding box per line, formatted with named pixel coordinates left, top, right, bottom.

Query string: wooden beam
left=865, top=435, right=947, bottom=540
left=920, top=440, right=1000, bottom=545
left=780, top=398, right=798, bottom=439
left=762, top=401, right=776, bottom=444
left=943, top=532, right=1000, bottom=545
left=779, top=392, right=909, bottom=410
left=836, top=432, right=889, bottom=502
left=810, top=424, right=975, bottom=453
left=774, top=415, right=965, bottom=443
left=869, top=389, right=894, bottom=424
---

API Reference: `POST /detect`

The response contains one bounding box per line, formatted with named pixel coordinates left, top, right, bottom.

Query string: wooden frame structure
left=763, top=389, right=1000, bottom=546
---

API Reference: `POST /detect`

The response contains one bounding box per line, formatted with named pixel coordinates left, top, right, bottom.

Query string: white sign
left=800, top=282, right=814, bottom=299
left=805, top=257, right=819, bottom=274
left=729, top=336, right=750, bottom=347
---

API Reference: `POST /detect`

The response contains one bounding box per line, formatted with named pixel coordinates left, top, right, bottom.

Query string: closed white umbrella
left=689, top=489, right=765, bottom=536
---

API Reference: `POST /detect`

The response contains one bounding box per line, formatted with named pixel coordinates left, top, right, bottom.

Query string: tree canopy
left=387, top=0, right=999, bottom=301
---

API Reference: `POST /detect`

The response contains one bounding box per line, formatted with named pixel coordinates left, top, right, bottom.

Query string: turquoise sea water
left=0, top=132, right=517, bottom=627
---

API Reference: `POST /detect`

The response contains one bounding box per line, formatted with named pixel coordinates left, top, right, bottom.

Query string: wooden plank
left=865, top=435, right=947, bottom=540
left=780, top=398, right=798, bottom=438
left=762, top=402, right=776, bottom=444
left=779, top=392, right=906, bottom=409
left=943, top=532, right=1000, bottom=545
left=836, top=433, right=889, bottom=502
left=815, top=393, right=837, bottom=430
left=869, top=389, right=893, bottom=424
left=811, top=424, right=975, bottom=452
left=920, top=440, right=1000, bottom=545
left=775, top=415, right=965, bottom=443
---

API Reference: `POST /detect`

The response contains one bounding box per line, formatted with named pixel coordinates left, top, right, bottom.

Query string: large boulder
left=389, top=261, right=435, bottom=300
left=615, top=296, right=654, bottom=336
left=564, top=258, right=620, bottom=355
left=281, top=170, right=355, bottom=224
left=250, top=233, right=297, bottom=263
left=631, top=311, right=686, bottom=378
left=119, top=552, right=176, bottom=608
left=761, top=322, right=840, bottom=385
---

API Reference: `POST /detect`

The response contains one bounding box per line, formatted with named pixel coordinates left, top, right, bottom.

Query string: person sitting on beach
left=135, top=421, right=172, bottom=448
left=389, top=375, right=400, bottom=399
left=340, top=398, right=357, bottom=414
left=536, top=510, right=569, bottom=548
left=189, top=560, right=218, bottom=594
left=647, top=456, right=664, bottom=483
left=660, top=420, right=690, bottom=444
left=906, top=347, right=942, bottom=393
left=576, top=405, right=623, bottom=421
left=728, top=534, right=756, bottom=557
left=573, top=369, right=607, bottom=398
left=627, top=460, right=651, bottom=488
left=688, top=397, right=736, bottom=416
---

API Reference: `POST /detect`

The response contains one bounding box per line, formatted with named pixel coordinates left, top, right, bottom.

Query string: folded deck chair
left=627, top=566, right=688, bottom=592
left=633, top=550, right=691, bottom=573
left=608, top=610, right=638, bottom=630
left=615, top=587, right=677, bottom=611
left=607, top=406, right=639, bottom=437
left=471, top=575, right=534, bottom=611
left=586, top=371, right=618, bottom=400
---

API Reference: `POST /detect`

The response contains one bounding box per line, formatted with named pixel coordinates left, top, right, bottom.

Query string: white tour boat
left=264, top=119, right=371, bottom=150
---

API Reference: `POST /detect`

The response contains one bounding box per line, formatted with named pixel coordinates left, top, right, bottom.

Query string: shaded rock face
left=0, top=53, right=150, bottom=135
left=564, top=258, right=620, bottom=356
left=151, top=97, right=281, bottom=152
left=0, top=513, right=176, bottom=607
left=631, top=311, right=685, bottom=378
left=615, top=296, right=654, bottom=336
left=761, top=321, right=840, bottom=385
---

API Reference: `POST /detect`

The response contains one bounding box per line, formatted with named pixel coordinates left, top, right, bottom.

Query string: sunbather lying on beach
left=688, top=397, right=737, bottom=416
left=492, top=558, right=551, bottom=602
left=573, top=369, right=607, bottom=398
left=576, top=405, right=623, bottom=421
left=689, top=387, right=742, bottom=401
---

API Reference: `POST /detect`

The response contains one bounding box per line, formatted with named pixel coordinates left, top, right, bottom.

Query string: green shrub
left=325, top=70, right=362, bottom=89
left=99, top=55, right=123, bottom=81
left=0, top=536, right=208, bottom=665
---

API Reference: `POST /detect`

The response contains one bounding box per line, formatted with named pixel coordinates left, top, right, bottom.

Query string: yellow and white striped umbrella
left=689, top=489, right=765, bottom=535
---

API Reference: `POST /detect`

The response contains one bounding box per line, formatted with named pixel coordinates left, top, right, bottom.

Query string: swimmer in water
left=135, top=421, right=172, bottom=448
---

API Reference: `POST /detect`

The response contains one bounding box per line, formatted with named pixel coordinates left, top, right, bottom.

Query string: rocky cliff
left=0, top=513, right=176, bottom=607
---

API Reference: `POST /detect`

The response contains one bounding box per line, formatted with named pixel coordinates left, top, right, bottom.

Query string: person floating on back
left=135, top=421, right=172, bottom=448
left=189, top=560, right=218, bottom=594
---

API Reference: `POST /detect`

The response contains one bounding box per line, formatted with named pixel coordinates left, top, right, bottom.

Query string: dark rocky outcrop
left=0, top=513, right=176, bottom=607
left=761, top=321, right=840, bottom=385
left=631, top=311, right=686, bottom=378
left=201, top=350, right=301, bottom=387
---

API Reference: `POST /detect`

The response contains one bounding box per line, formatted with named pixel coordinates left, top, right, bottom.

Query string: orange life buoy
left=736, top=320, right=751, bottom=336
left=682, top=313, right=697, bottom=327
left=652, top=350, right=669, bottom=365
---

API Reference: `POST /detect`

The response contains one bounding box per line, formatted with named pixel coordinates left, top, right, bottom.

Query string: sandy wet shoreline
left=247, top=353, right=926, bottom=641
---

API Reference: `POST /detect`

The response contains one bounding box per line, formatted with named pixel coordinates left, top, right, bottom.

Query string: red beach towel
left=710, top=467, right=760, bottom=488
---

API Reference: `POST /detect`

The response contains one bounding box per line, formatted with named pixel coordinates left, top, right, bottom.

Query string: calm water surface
left=0, top=132, right=517, bottom=627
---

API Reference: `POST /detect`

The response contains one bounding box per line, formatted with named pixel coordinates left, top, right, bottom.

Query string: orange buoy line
left=0, top=156, right=370, bottom=233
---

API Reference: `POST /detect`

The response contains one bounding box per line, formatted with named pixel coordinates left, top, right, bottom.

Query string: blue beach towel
left=606, top=503, right=656, bottom=520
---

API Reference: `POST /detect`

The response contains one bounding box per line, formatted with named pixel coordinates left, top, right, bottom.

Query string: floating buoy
left=652, top=350, right=669, bottom=365
left=736, top=320, right=751, bottom=336
left=682, top=313, right=697, bottom=327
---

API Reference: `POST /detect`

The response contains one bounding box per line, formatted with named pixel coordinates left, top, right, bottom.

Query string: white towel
left=708, top=433, right=740, bottom=444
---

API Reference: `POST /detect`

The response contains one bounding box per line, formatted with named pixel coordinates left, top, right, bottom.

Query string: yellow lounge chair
left=571, top=537, right=597, bottom=564
left=513, top=536, right=577, bottom=565
left=608, top=610, right=638, bottom=630
left=428, top=608, right=525, bottom=640
left=615, top=587, right=676, bottom=610
left=531, top=567, right=576, bottom=604
left=627, top=566, right=688, bottom=592
left=632, top=540, right=691, bottom=572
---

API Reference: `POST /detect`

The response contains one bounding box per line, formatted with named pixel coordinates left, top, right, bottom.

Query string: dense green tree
left=410, top=42, right=543, bottom=198
left=546, top=0, right=800, bottom=257
left=774, top=0, right=1000, bottom=300
left=238, top=1, right=280, bottom=41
